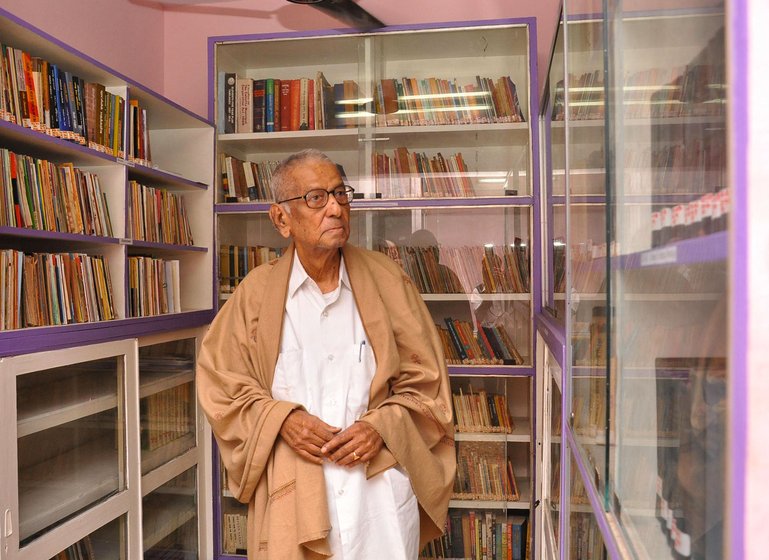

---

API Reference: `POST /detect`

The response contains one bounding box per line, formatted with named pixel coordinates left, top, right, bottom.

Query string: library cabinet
left=0, top=7, right=215, bottom=560
left=537, top=1, right=729, bottom=559
left=0, top=328, right=210, bottom=560
left=210, top=17, right=541, bottom=560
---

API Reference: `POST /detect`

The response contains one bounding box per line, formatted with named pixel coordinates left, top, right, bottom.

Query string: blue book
left=265, top=78, right=275, bottom=132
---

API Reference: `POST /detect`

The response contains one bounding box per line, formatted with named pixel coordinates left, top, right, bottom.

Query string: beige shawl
left=197, top=243, right=456, bottom=559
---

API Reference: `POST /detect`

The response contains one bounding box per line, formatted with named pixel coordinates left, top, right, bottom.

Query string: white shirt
left=271, top=255, right=420, bottom=559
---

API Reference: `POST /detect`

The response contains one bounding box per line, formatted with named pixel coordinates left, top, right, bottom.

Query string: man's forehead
left=290, top=162, right=343, bottom=191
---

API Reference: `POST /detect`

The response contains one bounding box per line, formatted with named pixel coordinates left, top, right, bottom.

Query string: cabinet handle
left=358, top=137, right=390, bottom=142
left=2, top=508, right=11, bottom=558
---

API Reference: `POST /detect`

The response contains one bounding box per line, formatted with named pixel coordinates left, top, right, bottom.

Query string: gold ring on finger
left=352, top=451, right=359, bottom=461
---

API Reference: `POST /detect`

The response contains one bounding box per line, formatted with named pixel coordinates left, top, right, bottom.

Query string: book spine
left=279, top=80, right=291, bottom=131
left=252, top=79, right=265, bottom=133
left=265, top=78, right=275, bottom=132
left=224, top=72, right=236, bottom=133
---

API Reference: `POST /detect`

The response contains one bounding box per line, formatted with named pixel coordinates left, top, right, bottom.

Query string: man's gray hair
left=271, top=149, right=336, bottom=213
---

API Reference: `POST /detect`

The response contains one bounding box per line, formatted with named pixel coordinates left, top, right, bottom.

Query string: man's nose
left=325, top=194, right=343, bottom=216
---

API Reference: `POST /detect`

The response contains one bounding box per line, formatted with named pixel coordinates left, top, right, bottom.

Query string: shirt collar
left=287, top=250, right=351, bottom=299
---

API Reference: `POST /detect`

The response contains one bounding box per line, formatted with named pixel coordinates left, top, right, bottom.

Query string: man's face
left=275, top=160, right=351, bottom=252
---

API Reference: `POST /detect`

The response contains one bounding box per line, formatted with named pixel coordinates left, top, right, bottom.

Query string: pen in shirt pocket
left=358, top=340, right=366, bottom=362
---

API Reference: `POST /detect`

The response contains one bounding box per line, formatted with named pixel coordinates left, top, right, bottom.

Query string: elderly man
left=197, top=149, right=456, bottom=559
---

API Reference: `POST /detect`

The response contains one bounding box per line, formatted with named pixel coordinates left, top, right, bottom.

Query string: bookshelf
left=0, top=7, right=215, bottom=354
left=210, top=18, right=540, bottom=560
left=0, top=8, right=214, bottom=560
left=537, top=5, right=728, bottom=560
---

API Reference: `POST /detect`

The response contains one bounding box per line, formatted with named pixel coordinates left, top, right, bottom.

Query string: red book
left=308, top=78, right=315, bottom=130
left=289, top=78, right=300, bottom=131
left=279, top=80, right=291, bottom=131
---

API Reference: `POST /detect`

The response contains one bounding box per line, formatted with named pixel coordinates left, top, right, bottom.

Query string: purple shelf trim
left=129, top=240, right=208, bottom=253
left=565, top=429, right=623, bottom=560
left=535, top=312, right=566, bottom=370
left=729, top=0, right=747, bottom=557
left=0, top=227, right=120, bottom=245
left=0, top=309, right=214, bottom=357
left=447, top=365, right=534, bottom=377
left=616, top=230, right=727, bottom=269
left=0, top=8, right=211, bottom=126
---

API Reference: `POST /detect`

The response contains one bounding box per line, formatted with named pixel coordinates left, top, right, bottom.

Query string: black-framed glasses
left=277, top=185, right=355, bottom=209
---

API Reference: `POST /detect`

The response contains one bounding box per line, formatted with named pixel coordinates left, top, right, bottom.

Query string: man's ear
left=269, top=204, right=291, bottom=238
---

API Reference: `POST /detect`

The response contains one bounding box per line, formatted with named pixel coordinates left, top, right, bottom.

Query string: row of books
left=437, top=319, right=524, bottom=366
left=651, top=188, right=729, bottom=248
left=0, top=148, right=113, bottom=236
left=380, top=243, right=530, bottom=296
left=551, top=70, right=604, bottom=122
left=221, top=72, right=526, bottom=134
left=454, top=441, right=520, bottom=501
left=222, top=512, right=248, bottom=555
left=127, top=256, right=181, bottom=317
left=129, top=180, right=194, bottom=246
left=1, top=44, right=128, bottom=157
left=49, top=536, right=96, bottom=560
left=422, top=511, right=528, bottom=560
left=222, top=71, right=339, bottom=133
left=372, top=148, right=477, bottom=198
left=552, top=63, right=725, bottom=122
left=452, top=388, right=514, bottom=434
left=374, top=76, right=526, bottom=127
left=625, top=139, right=727, bottom=196
left=219, top=244, right=284, bottom=294
left=221, top=154, right=279, bottom=202
left=2, top=250, right=115, bottom=330
left=141, top=383, right=193, bottom=451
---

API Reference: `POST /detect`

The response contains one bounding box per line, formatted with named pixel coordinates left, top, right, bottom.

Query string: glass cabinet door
left=606, top=4, right=728, bottom=559
left=0, top=340, right=133, bottom=557
left=143, top=466, right=199, bottom=558
left=540, top=14, right=567, bottom=320
left=366, top=24, right=532, bottom=199
left=139, top=337, right=197, bottom=475
left=563, top=0, right=609, bottom=496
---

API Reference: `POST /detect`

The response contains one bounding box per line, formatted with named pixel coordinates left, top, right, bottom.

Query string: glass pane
left=143, top=467, right=198, bottom=559
left=541, top=15, right=567, bottom=319
left=564, top=0, right=609, bottom=495
left=569, top=452, right=608, bottom=559
left=418, top=375, right=530, bottom=558
left=17, top=357, right=123, bottom=545
left=351, top=207, right=532, bottom=367
left=220, top=457, right=248, bottom=556
left=217, top=214, right=289, bottom=296
left=607, top=3, right=728, bottom=559
left=139, top=337, right=197, bottom=475
left=48, top=515, right=127, bottom=560
left=368, top=25, right=531, bottom=198
left=549, top=365, right=563, bottom=546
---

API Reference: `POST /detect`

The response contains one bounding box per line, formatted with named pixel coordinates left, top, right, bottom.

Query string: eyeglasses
left=277, top=185, right=355, bottom=209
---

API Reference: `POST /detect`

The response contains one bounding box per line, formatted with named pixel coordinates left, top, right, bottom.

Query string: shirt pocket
left=272, top=348, right=303, bottom=402
left=346, top=342, right=376, bottom=420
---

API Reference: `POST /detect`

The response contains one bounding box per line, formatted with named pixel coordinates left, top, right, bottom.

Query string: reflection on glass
left=370, top=25, right=532, bottom=197
left=143, top=467, right=198, bottom=559
left=17, top=358, right=123, bottom=545
left=608, top=4, right=728, bottom=560
left=564, top=0, right=609, bottom=498
left=570, top=451, right=608, bottom=559
left=351, top=207, right=532, bottom=366
left=139, top=338, right=197, bottom=475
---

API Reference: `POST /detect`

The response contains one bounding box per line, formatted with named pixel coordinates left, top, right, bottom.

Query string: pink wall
left=0, top=1, right=559, bottom=118
left=2, top=0, right=166, bottom=95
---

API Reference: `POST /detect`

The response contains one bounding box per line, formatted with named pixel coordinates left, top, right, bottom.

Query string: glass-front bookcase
left=211, top=18, right=540, bottom=560
left=538, top=0, right=728, bottom=558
